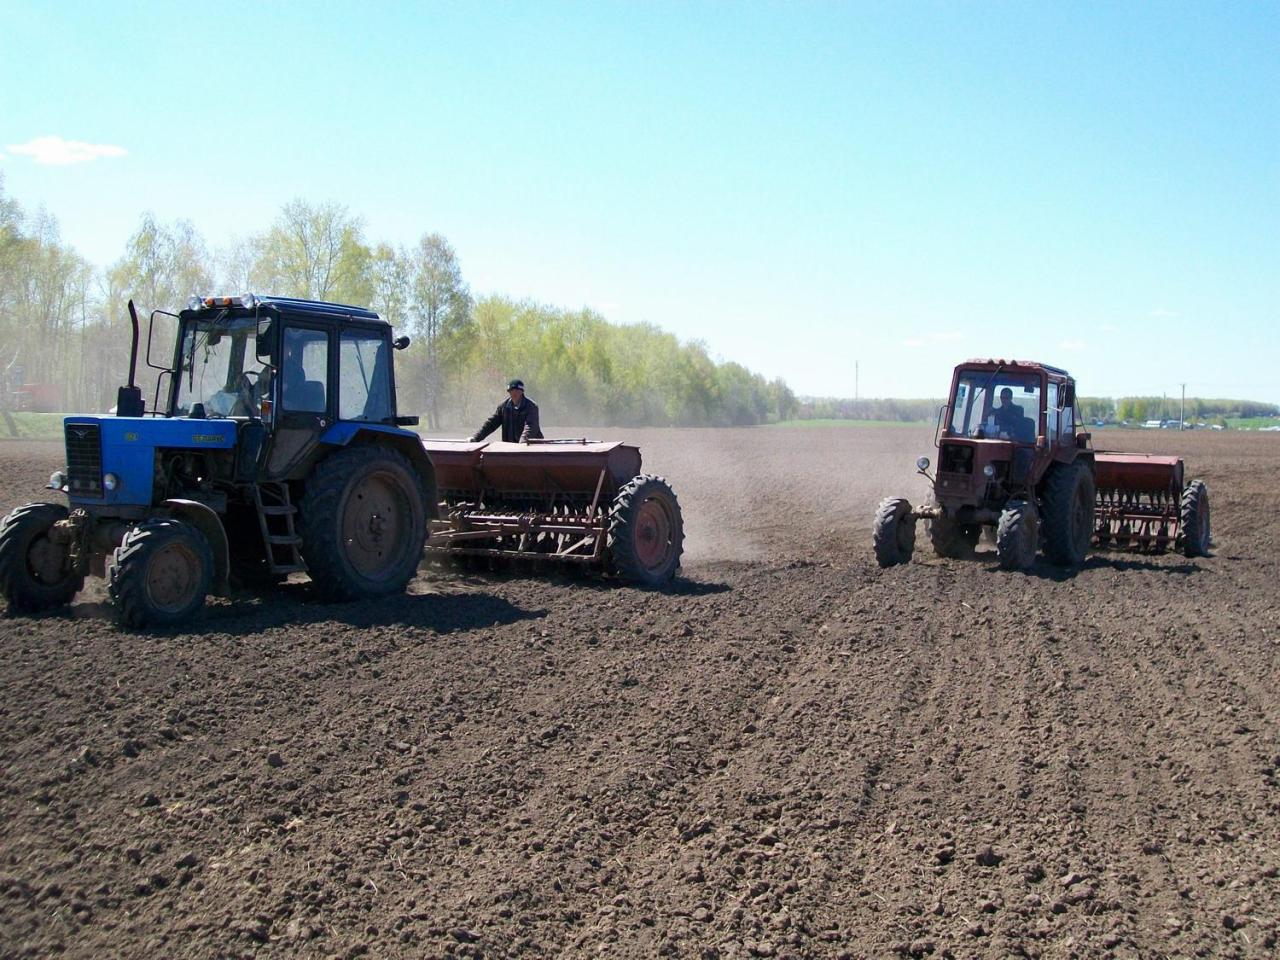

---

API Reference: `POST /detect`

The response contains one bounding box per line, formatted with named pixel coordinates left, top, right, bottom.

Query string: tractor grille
left=940, top=444, right=974, bottom=474
left=65, top=423, right=104, bottom=498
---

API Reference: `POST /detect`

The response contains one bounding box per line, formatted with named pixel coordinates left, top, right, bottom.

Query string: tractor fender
left=158, top=499, right=230, bottom=595
left=318, top=423, right=439, bottom=519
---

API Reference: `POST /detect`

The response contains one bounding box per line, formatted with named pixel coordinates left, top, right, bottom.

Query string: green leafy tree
left=248, top=199, right=372, bottom=304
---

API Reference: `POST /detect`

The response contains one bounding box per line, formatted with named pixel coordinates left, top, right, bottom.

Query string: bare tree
left=410, top=234, right=471, bottom=429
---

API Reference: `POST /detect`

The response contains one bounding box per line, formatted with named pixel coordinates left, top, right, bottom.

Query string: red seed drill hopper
left=420, top=438, right=683, bottom=584
left=1093, top=452, right=1209, bottom=554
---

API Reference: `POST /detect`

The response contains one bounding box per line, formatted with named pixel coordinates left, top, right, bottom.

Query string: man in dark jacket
left=469, top=379, right=543, bottom=443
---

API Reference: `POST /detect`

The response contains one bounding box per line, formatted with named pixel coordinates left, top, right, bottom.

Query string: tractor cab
left=932, top=360, right=1083, bottom=507
left=165, top=295, right=416, bottom=482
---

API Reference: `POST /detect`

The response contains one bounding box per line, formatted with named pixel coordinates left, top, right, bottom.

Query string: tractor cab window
left=949, top=370, right=1041, bottom=443
left=280, top=327, right=329, bottom=414
left=1058, top=387, right=1076, bottom=442
left=1046, top=383, right=1060, bottom=440
left=174, top=317, right=260, bottom=418
left=338, top=330, right=392, bottom=422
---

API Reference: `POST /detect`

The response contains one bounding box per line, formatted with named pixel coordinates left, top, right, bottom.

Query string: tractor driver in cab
left=470, top=379, right=543, bottom=444
left=254, top=335, right=324, bottom=415
left=993, top=386, right=1034, bottom=442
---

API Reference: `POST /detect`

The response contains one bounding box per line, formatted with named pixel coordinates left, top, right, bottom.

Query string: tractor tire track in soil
left=1, top=428, right=1278, bottom=958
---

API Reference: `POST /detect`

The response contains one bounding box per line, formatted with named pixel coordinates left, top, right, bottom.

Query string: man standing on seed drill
left=469, top=379, right=543, bottom=444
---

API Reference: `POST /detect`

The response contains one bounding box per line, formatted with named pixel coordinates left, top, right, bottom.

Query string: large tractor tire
left=0, top=502, right=83, bottom=614
left=609, top=475, right=683, bottom=586
left=873, top=497, right=916, bottom=567
left=108, top=520, right=214, bottom=628
left=927, top=511, right=980, bottom=559
left=1041, top=461, right=1095, bottom=566
left=298, top=446, right=428, bottom=601
left=996, top=499, right=1039, bottom=571
left=1180, top=479, right=1211, bottom=557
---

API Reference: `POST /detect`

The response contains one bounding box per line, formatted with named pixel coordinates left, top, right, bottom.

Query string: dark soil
left=1, top=428, right=1277, bottom=958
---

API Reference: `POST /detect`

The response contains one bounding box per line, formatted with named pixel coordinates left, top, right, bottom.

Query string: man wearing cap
left=469, top=379, right=544, bottom=443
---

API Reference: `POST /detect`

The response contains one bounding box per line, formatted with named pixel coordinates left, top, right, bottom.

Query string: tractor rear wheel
left=873, top=497, right=916, bottom=567
left=996, top=499, right=1039, bottom=571
left=1180, top=480, right=1210, bottom=557
left=108, top=520, right=213, bottom=628
left=927, top=511, right=980, bottom=559
left=0, top=502, right=83, bottom=613
left=609, top=475, right=683, bottom=585
left=298, top=446, right=428, bottom=601
left=1041, top=462, right=1095, bottom=566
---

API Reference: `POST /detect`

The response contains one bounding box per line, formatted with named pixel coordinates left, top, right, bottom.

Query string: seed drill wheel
left=995, top=499, right=1039, bottom=571
left=298, top=446, right=427, bottom=601
left=873, top=497, right=916, bottom=567
left=1180, top=479, right=1211, bottom=557
left=927, top=510, right=980, bottom=559
left=0, top=502, right=84, bottom=613
left=108, top=520, right=214, bottom=628
left=1041, top=461, right=1096, bottom=566
left=609, top=475, right=683, bottom=585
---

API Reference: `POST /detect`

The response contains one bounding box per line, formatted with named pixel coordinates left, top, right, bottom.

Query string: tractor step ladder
left=252, top=482, right=306, bottom=574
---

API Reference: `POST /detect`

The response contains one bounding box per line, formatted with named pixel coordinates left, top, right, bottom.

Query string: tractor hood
left=62, top=416, right=237, bottom=506
left=935, top=437, right=1017, bottom=499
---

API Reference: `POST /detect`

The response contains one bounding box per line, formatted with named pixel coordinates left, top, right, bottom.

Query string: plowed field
left=2, top=427, right=1277, bottom=959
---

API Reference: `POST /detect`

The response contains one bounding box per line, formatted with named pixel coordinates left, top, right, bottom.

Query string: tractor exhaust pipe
left=115, top=299, right=146, bottom=417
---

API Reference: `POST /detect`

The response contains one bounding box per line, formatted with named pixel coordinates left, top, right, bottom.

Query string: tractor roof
left=181, top=295, right=384, bottom=324
left=960, top=358, right=1072, bottom=378
left=256, top=296, right=383, bottom=323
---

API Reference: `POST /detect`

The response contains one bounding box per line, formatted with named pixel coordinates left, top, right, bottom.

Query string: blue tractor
left=0, top=295, right=437, bottom=627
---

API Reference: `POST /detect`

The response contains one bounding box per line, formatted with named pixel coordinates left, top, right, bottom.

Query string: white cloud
left=6, top=135, right=127, bottom=166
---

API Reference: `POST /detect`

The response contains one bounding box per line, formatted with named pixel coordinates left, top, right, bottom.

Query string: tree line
left=791, top=395, right=1277, bottom=424
left=0, top=180, right=797, bottom=430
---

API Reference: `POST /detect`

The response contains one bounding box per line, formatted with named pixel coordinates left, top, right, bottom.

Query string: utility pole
left=855, top=361, right=859, bottom=401
left=1180, top=383, right=1186, bottom=430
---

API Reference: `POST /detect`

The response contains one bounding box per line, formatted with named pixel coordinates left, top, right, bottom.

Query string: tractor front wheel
left=996, top=500, right=1039, bottom=571
left=873, top=497, right=916, bottom=567
left=108, top=520, right=214, bottom=628
left=0, top=502, right=84, bottom=613
left=298, top=446, right=428, bottom=601
left=1180, top=480, right=1211, bottom=557
left=1041, top=461, right=1095, bottom=566
left=609, top=475, right=684, bottom=586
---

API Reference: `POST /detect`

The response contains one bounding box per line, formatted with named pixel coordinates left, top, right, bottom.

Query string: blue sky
left=2, top=0, right=1277, bottom=401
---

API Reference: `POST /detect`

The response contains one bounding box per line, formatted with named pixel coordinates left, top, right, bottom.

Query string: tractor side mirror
left=1060, top=384, right=1075, bottom=407
left=393, top=335, right=410, bottom=351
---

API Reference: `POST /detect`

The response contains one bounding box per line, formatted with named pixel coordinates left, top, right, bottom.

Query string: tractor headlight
left=242, top=292, right=258, bottom=309
left=187, top=295, right=202, bottom=311
left=48, top=470, right=66, bottom=490
left=916, top=456, right=931, bottom=471
left=983, top=463, right=996, bottom=478
left=103, top=472, right=120, bottom=491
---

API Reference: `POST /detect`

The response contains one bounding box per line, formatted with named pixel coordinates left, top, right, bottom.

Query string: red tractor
left=873, top=359, right=1211, bottom=570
